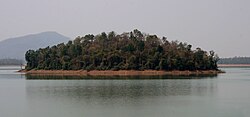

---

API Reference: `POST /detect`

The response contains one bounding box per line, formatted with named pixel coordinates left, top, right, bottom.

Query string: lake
left=0, top=66, right=250, bottom=117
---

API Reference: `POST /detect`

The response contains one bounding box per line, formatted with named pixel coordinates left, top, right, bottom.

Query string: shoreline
left=19, top=69, right=225, bottom=76
left=218, top=64, right=250, bottom=67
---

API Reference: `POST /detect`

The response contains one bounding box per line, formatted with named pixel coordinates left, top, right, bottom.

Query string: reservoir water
left=0, top=66, right=250, bottom=117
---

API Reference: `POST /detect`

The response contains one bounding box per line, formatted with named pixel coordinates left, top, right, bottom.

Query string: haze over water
left=0, top=66, right=250, bottom=117
left=1, top=0, right=250, bottom=57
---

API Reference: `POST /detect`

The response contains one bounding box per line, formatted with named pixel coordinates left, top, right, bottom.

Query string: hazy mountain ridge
left=0, top=31, right=70, bottom=60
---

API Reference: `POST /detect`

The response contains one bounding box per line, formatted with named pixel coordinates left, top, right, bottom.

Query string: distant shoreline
left=19, top=70, right=224, bottom=76
left=218, top=64, right=250, bottom=67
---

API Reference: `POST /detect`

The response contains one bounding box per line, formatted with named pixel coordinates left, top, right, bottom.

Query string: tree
left=25, top=29, right=219, bottom=71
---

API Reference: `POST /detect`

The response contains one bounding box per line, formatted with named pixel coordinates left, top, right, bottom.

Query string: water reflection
left=2, top=67, right=250, bottom=117
left=25, top=74, right=218, bottom=117
left=25, top=74, right=218, bottom=80
left=26, top=78, right=218, bottom=106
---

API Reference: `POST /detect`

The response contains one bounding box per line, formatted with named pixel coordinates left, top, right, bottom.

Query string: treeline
left=0, top=58, right=24, bottom=65
left=218, top=57, right=250, bottom=64
left=25, top=29, right=219, bottom=71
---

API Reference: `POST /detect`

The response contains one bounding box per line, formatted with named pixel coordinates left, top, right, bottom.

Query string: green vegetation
left=218, top=57, right=250, bottom=64
left=25, top=29, right=219, bottom=71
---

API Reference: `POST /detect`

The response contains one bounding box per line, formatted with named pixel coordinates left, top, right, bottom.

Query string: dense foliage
left=218, top=57, right=250, bottom=64
left=25, top=30, right=219, bottom=71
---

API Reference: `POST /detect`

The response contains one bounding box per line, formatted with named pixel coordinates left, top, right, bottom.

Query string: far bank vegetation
left=0, top=58, right=24, bottom=66
left=218, top=57, right=250, bottom=64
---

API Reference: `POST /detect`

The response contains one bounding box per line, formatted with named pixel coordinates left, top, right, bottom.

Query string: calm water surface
left=0, top=66, right=250, bottom=117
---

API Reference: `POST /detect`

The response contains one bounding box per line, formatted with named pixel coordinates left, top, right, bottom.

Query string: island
left=22, top=29, right=223, bottom=76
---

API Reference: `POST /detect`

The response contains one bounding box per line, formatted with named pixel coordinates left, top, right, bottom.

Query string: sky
left=0, top=0, right=249, bottom=57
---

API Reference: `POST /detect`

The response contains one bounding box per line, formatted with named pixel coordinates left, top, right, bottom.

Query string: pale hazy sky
left=0, top=0, right=249, bottom=57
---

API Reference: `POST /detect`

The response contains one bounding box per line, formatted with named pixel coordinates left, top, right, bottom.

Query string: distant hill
left=218, top=57, right=250, bottom=64
left=0, top=32, right=70, bottom=60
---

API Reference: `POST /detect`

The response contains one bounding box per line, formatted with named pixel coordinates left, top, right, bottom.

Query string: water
left=0, top=66, right=250, bottom=117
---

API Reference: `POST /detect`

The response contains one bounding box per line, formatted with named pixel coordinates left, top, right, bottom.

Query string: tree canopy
left=25, top=29, right=219, bottom=71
